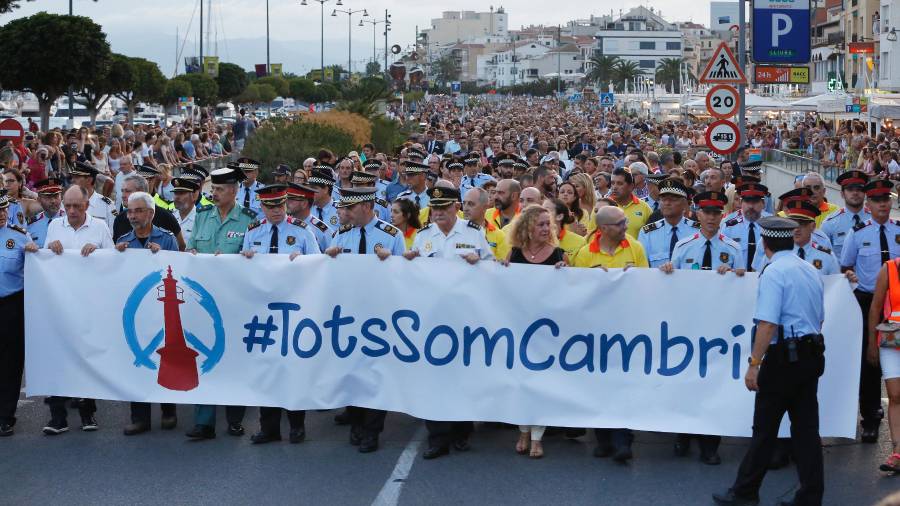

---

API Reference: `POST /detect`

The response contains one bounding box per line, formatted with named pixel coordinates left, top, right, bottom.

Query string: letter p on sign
left=772, top=13, right=792, bottom=47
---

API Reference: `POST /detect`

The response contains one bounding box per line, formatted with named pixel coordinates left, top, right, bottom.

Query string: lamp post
left=333, top=7, right=368, bottom=78
left=360, top=14, right=390, bottom=74
left=301, top=0, right=341, bottom=80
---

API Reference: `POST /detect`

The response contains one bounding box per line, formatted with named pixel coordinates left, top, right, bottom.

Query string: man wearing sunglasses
left=801, top=173, right=839, bottom=228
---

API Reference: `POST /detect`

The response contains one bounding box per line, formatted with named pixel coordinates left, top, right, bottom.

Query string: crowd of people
left=2, top=95, right=900, bottom=506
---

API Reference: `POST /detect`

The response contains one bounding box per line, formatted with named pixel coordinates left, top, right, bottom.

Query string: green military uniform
left=187, top=203, right=257, bottom=254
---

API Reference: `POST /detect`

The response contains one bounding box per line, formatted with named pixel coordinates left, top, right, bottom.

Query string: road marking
left=17, top=400, right=33, bottom=406
left=371, top=425, right=425, bottom=506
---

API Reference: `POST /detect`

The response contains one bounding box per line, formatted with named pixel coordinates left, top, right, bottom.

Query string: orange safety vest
left=881, top=259, right=900, bottom=347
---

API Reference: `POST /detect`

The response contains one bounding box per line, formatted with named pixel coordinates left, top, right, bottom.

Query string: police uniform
left=737, top=160, right=775, bottom=214
left=170, top=178, right=199, bottom=244
left=396, top=161, right=431, bottom=209
left=69, top=162, right=118, bottom=227
left=0, top=192, right=33, bottom=435
left=234, top=158, right=265, bottom=217
left=637, top=180, right=699, bottom=267
left=5, top=197, right=27, bottom=228
left=350, top=171, right=391, bottom=222
left=329, top=213, right=405, bottom=257
left=720, top=216, right=825, bottom=506
left=722, top=183, right=770, bottom=272
left=116, top=226, right=178, bottom=251
left=363, top=159, right=389, bottom=201
left=180, top=166, right=215, bottom=210
left=308, top=168, right=341, bottom=228
left=759, top=201, right=840, bottom=276
left=284, top=182, right=333, bottom=251
left=25, top=178, right=65, bottom=248
left=820, top=171, right=872, bottom=258
left=460, top=153, right=492, bottom=199
left=839, top=179, right=900, bottom=440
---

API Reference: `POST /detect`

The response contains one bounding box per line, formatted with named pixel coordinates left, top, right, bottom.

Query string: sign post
left=0, top=118, right=25, bottom=146
left=751, top=0, right=812, bottom=64
left=600, top=92, right=615, bottom=108
left=699, top=43, right=746, bottom=157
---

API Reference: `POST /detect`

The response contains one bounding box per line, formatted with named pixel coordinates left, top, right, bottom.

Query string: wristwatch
left=747, top=356, right=762, bottom=367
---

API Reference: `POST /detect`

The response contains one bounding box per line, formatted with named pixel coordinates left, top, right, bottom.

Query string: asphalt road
left=1, top=394, right=898, bottom=505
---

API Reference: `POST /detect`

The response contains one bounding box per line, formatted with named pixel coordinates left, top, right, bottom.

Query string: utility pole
left=266, top=0, right=270, bottom=75
left=67, top=0, right=73, bottom=124
left=557, top=25, right=562, bottom=98
left=738, top=0, right=747, bottom=153
left=199, top=0, right=204, bottom=69
left=384, top=9, right=390, bottom=78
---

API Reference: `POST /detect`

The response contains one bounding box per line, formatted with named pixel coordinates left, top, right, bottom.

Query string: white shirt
left=88, top=191, right=117, bottom=227
left=177, top=207, right=196, bottom=244
left=113, top=170, right=134, bottom=210
left=45, top=214, right=114, bottom=250
left=411, top=218, right=495, bottom=260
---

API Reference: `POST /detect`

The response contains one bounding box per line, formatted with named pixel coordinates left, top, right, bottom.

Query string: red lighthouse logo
left=155, top=266, right=200, bottom=391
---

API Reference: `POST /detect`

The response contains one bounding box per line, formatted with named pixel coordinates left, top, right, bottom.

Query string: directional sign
left=705, top=85, right=740, bottom=119
left=754, top=66, right=810, bottom=84
left=699, top=42, right=747, bottom=85
left=0, top=118, right=25, bottom=146
left=705, top=119, right=741, bottom=156
left=600, top=92, right=615, bottom=107
left=752, top=0, right=811, bottom=65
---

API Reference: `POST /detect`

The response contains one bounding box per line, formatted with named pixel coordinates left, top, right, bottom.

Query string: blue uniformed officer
left=0, top=192, right=37, bottom=436
left=820, top=170, right=871, bottom=258
left=638, top=179, right=699, bottom=267
left=723, top=183, right=770, bottom=272
left=714, top=216, right=825, bottom=506
left=271, top=163, right=292, bottom=185
left=785, top=201, right=840, bottom=275
left=350, top=171, right=391, bottom=222
left=841, top=178, right=900, bottom=442
left=661, top=190, right=743, bottom=466
left=308, top=167, right=340, bottom=229
left=736, top=160, right=774, bottom=214
left=26, top=178, right=65, bottom=248
left=285, top=183, right=332, bottom=252
left=362, top=159, right=390, bottom=202
left=324, top=187, right=403, bottom=452
left=775, top=188, right=833, bottom=254
left=234, top=157, right=265, bottom=217
left=460, top=152, right=491, bottom=198
left=396, top=161, right=431, bottom=210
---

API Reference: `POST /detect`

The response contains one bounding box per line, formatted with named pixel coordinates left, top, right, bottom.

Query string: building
left=879, top=0, right=900, bottom=91
left=709, top=2, right=740, bottom=32
left=593, top=6, right=684, bottom=86
left=811, top=0, right=846, bottom=94
left=422, top=9, right=509, bottom=48
left=843, top=0, right=880, bottom=91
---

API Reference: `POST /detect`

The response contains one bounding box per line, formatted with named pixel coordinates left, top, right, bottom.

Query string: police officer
left=135, top=165, right=175, bottom=211
left=638, top=179, right=699, bottom=268
left=723, top=183, right=770, bottom=272
left=241, top=185, right=316, bottom=445
left=713, top=216, right=826, bottom=506
left=171, top=178, right=200, bottom=244
left=234, top=157, right=265, bottom=217
left=820, top=170, right=871, bottom=258
left=841, top=179, right=900, bottom=443
left=285, top=182, right=332, bottom=252
left=404, top=186, right=493, bottom=460
left=272, top=163, right=292, bottom=185
left=396, top=161, right=431, bottom=210
left=185, top=166, right=258, bottom=440
left=69, top=161, right=117, bottom=227
left=775, top=188, right=833, bottom=253
left=642, top=173, right=668, bottom=219
left=308, top=167, right=340, bottom=229
left=460, top=152, right=491, bottom=198
left=180, top=165, right=215, bottom=210
left=736, top=160, right=774, bottom=214
left=0, top=192, right=37, bottom=436
left=350, top=171, right=391, bottom=222
left=324, top=187, right=404, bottom=452
left=785, top=201, right=840, bottom=275
left=26, top=177, right=65, bottom=248
left=362, top=158, right=389, bottom=202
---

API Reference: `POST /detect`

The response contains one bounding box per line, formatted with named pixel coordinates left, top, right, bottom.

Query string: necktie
left=243, top=186, right=251, bottom=209
left=415, top=195, right=421, bottom=209
left=746, top=222, right=756, bottom=270
left=653, top=200, right=659, bottom=212
left=797, top=247, right=805, bottom=260
left=881, top=224, right=890, bottom=264
left=702, top=240, right=712, bottom=270
left=269, top=224, right=279, bottom=254
left=358, top=226, right=367, bottom=254
left=668, top=226, right=678, bottom=259
left=317, top=206, right=323, bottom=220
left=853, top=214, right=862, bottom=228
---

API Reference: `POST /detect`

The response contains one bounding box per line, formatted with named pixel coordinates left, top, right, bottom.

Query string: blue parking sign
left=752, top=0, right=811, bottom=64
left=600, top=93, right=615, bottom=107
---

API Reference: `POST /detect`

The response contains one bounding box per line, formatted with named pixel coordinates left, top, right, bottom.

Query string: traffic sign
left=705, top=119, right=741, bottom=156
left=754, top=66, right=810, bottom=84
left=705, top=85, right=740, bottom=119
left=600, top=92, right=615, bottom=107
left=451, top=81, right=461, bottom=93
left=699, top=42, right=747, bottom=84
left=0, top=118, right=25, bottom=145
left=751, top=0, right=811, bottom=65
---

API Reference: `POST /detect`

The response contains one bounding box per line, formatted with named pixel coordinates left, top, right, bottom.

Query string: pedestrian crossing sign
left=699, top=42, right=747, bottom=85
left=600, top=93, right=615, bottom=107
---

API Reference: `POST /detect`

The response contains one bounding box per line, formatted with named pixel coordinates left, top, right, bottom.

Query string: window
left=605, top=40, right=619, bottom=51
left=639, top=60, right=656, bottom=69
left=666, top=41, right=681, bottom=50
left=639, top=41, right=656, bottom=50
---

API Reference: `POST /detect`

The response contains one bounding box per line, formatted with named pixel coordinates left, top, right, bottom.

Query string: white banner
left=25, top=250, right=861, bottom=437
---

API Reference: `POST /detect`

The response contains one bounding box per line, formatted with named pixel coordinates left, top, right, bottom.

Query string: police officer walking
left=820, top=170, right=871, bottom=259
left=713, top=216, right=826, bottom=506
left=638, top=179, right=699, bottom=268
left=25, top=178, right=65, bottom=248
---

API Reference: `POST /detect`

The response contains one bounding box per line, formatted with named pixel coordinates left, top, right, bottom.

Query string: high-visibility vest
left=881, top=259, right=900, bottom=347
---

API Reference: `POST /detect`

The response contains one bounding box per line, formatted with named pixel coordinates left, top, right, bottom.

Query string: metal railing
left=761, top=148, right=842, bottom=183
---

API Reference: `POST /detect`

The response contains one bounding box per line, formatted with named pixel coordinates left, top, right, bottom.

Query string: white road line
left=371, top=425, right=426, bottom=506
left=16, top=400, right=33, bottom=406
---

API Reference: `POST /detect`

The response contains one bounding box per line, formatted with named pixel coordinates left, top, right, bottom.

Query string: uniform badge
left=5, top=239, right=14, bottom=249
left=895, top=234, right=900, bottom=244
left=433, top=188, right=443, bottom=198
left=424, top=241, right=432, bottom=253
left=375, top=243, right=384, bottom=250
left=719, top=252, right=729, bottom=263
left=813, top=259, right=822, bottom=269
left=16, top=212, right=24, bottom=224
left=330, top=216, right=338, bottom=225
left=286, top=235, right=295, bottom=246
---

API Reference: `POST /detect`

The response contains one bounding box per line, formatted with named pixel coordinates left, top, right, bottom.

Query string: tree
left=288, top=78, right=316, bottom=103
left=216, top=62, right=248, bottom=103
left=255, top=83, right=278, bottom=105
left=611, top=60, right=645, bottom=92
left=365, top=61, right=382, bottom=76
left=586, top=55, right=620, bottom=90
left=1, top=0, right=96, bottom=14
left=256, top=76, right=289, bottom=97
left=161, top=78, right=192, bottom=121
left=233, top=84, right=260, bottom=106
left=113, top=56, right=166, bottom=125
left=173, top=73, right=218, bottom=106
left=432, top=55, right=460, bottom=86
left=75, top=52, right=131, bottom=127
left=0, top=12, right=111, bottom=130
left=656, top=57, right=691, bottom=93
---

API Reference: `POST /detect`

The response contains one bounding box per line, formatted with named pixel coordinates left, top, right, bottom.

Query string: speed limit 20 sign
left=705, top=84, right=740, bottom=119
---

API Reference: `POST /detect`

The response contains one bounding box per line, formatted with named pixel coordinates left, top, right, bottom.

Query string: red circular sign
left=0, top=118, right=24, bottom=145
left=705, top=119, right=741, bottom=156
left=705, top=84, right=740, bottom=119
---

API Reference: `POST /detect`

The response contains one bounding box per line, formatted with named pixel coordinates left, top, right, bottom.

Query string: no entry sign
left=705, top=119, right=741, bottom=156
left=0, top=118, right=24, bottom=145
left=705, top=85, right=740, bottom=119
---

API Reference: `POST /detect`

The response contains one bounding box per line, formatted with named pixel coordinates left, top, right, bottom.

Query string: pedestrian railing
left=761, top=149, right=841, bottom=183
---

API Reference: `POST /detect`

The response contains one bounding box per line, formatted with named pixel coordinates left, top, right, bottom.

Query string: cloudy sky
left=1, top=0, right=714, bottom=76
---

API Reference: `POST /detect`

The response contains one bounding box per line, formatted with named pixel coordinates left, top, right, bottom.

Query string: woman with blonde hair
left=569, top=173, right=596, bottom=228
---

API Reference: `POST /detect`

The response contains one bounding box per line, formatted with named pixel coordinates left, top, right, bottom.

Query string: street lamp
left=360, top=12, right=390, bottom=75
left=301, top=0, right=342, bottom=80
left=332, top=7, right=368, bottom=78
left=888, top=28, right=898, bottom=42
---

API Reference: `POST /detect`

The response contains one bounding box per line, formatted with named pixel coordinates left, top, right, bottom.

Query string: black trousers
left=426, top=420, right=473, bottom=448
left=0, top=291, right=24, bottom=426
left=259, top=408, right=305, bottom=435
left=129, top=402, right=176, bottom=423
left=48, top=397, right=96, bottom=422
left=676, top=433, right=721, bottom=455
left=594, top=428, right=633, bottom=449
left=855, top=290, right=884, bottom=429
left=348, top=406, right=386, bottom=439
left=732, top=351, right=824, bottom=506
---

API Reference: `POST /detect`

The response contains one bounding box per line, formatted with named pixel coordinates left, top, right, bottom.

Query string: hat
left=738, top=183, right=768, bottom=200
left=447, top=160, right=464, bottom=170
left=171, top=177, right=200, bottom=193
left=513, top=158, right=529, bottom=170
left=540, top=154, right=559, bottom=165
left=407, top=147, right=427, bottom=161
left=739, top=160, right=763, bottom=174
left=758, top=216, right=798, bottom=238
left=286, top=183, right=317, bottom=200
left=308, top=168, right=336, bottom=187
left=34, top=177, right=63, bottom=195
left=496, top=155, right=515, bottom=167
left=777, top=187, right=813, bottom=203
left=0, top=192, right=8, bottom=210
left=136, top=165, right=161, bottom=179
left=336, top=187, right=377, bottom=208
left=628, top=162, right=649, bottom=175
left=865, top=179, right=894, bottom=198
left=256, top=184, right=288, bottom=206
left=645, top=173, right=668, bottom=185
left=693, top=190, right=728, bottom=210
left=363, top=159, right=383, bottom=171
left=350, top=170, right=377, bottom=185
left=658, top=179, right=689, bottom=198
left=272, top=163, right=292, bottom=176
left=836, top=170, right=869, bottom=189
left=236, top=157, right=261, bottom=171
left=732, top=174, right=761, bottom=186
left=210, top=166, right=248, bottom=185
left=464, top=153, right=481, bottom=165
left=69, top=161, right=98, bottom=177
left=312, top=162, right=335, bottom=173
left=403, top=160, right=429, bottom=174
left=182, top=164, right=209, bottom=180
left=783, top=200, right=820, bottom=222
left=427, top=186, right=460, bottom=207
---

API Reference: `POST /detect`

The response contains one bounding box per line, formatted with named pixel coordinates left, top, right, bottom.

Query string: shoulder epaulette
left=725, top=217, right=741, bottom=227
left=689, top=219, right=701, bottom=229
left=158, top=228, right=175, bottom=236
left=338, top=224, right=353, bottom=234
left=100, top=195, right=113, bottom=206
left=642, top=219, right=663, bottom=233
left=288, top=217, right=307, bottom=228
left=467, top=221, right=482, bottom=231
left=197, top=204, right=214, bottom=212
left=812, top=242, right=831, bottom=254
left=376, top=198, right=389, bottom=208
left=247, top=220, right=262, bottom=231
left=241, top=207, right=258, bottom=219
left=419, top=223, right=433, bottom=231
left=9, top=225, right=26, bottom=234
left=853, top=220, right=868, bottom=232
left=827, top=208, right=845, bottom=220
left=375, top=220, right=399, bottom=236
left=310, top=216, right=329, bottom=232
left=27, top=212, right=44, bottom=225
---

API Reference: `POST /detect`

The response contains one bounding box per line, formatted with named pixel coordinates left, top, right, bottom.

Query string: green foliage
left=256, top=76, right=289, bottom=97
left=369, top=116, right=405, bottom=155
left=76, top=52, right=131, bottom=126
left=0, top=0, right=95, bottom=14
left=113, top=56, right=167, bottom=122
left=365, top=61, right=382, bottom=76
left=162, top=78, right=192, bottom=107
left=288, top=78, right=316, bottom=102
left=255, top=83, right=277, bottom=104
left=216, top=62, right=248, bottom=102
left=612, top=60, right=645, bottom=92
left=242, top=119, right=356, bottom=179
left=655, top=57, right=693, bottom=93
left=172, top=73, right=218, bottom=106
left=587, top=55, right=620, bottom=87
left=432, top=55, right=460, bottom=86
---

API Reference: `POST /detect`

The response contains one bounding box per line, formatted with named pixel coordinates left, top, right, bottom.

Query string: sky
left=0, top=0, right=714, bottom=77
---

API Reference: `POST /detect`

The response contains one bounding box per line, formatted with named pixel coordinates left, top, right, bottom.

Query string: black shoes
left=123, top=421, right=151, bottom=436
left=185, top=424, right=216, bottom=440
left=452, top=439, right=471, bottom=452
left=593, top=444, right=614, bottom=458
left=250, top=431, right=282, bottom=444
left=227, top=423, right=244, bottom=436
left=80, top=415, right=98, bottom=432
left=701, top=451, right=722, bottom=465
left=674, top=435, right=690, bottom=457
left=0, top=423, right=13, bottom=437
left=160, top=416, right=177, bottom=430
left=612, top=445, right=633, bottom=464
left=861, top=427, right=879, bottom=443
left=349, top=430, right=362, bottom=446
left=289, top=427, right=306, bottom=444
left=423, top=446, right=450, bottom=460
left=712, top=489, right=760, bottom=505
left=334, top=409, right=350, bottom=426
left=42, top=419, right=69, bottom=435
left=359, top=437, right=379, bottom=453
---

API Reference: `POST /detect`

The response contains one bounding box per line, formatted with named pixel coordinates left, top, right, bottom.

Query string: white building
left=423, top=9, right=509, bottom=48
left=593, top=7, right=684, bottom=80
left=709, top=2, right=740, bottom=32
left=879, top=0, right=900, bottom=91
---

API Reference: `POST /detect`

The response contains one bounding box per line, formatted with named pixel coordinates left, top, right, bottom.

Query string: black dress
left=509, top=246, right=565, bottom=265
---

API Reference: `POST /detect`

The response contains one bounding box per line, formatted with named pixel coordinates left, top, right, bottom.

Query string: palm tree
left=655, top=57, right=694, bottom=93
left=586, top=55, right=620, bottom=89
left=611, top=60, right=644, bottom=92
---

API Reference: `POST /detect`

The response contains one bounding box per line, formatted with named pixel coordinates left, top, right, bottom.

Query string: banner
left=203, top=56, right=219, bottom=78
left=184, top=56, right=200, bottom=74
left=25, top=250, right=861, bottom=437
left=254, top=64, right=268, bottom=78
left=269, top=63, right=283, bottom=78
